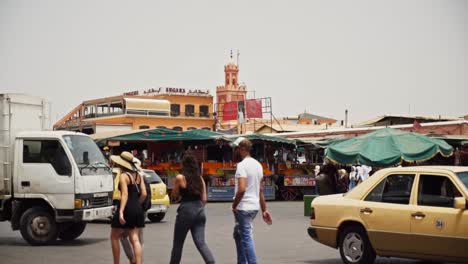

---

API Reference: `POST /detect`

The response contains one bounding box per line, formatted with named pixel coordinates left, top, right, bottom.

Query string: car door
left=359, top=173, right=416, bottom=254
left=410, top=173, right=468, bottom=259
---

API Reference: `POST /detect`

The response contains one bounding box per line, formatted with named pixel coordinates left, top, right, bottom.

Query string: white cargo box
left=0, top=94, right=51, bottom=196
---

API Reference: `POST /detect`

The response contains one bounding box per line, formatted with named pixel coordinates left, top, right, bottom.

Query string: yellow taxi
left=308, top=166, right=468, bottom=264
left=112, top=168, right=170, bottom=222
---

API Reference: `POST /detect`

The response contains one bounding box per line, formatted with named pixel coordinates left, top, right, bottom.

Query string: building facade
left=54, top=88, right=214, bottom=134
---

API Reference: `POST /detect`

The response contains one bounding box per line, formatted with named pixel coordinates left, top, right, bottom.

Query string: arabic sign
left=124, top=87, right=210, bottom=96
left=284, top=176, right=315, bottom=187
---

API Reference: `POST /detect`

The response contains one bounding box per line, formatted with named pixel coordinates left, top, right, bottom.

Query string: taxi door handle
left=360, top=208, right=373, bottom=214
left=411, top=212, right=426, bottom=219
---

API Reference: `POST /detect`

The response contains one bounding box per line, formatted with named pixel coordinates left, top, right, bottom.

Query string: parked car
left=308, top=166, right=468, bottom=264
left=142, top=169, right=170, bottom=222
left=112, top=168, right=170, bottom=222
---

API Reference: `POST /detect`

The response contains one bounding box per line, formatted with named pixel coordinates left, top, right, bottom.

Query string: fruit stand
left=278, top=163, right=316, bottom=201
left=203, top=161, right=275, bottom=201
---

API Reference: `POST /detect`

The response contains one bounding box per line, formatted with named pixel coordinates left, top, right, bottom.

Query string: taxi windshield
left=456, top=172, right=468, bottom=190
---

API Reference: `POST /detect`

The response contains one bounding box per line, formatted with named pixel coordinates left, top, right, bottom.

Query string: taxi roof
left=380, top=166, right=468, bottom=174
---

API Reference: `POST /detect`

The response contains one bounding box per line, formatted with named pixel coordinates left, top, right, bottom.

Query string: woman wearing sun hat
left=110, top=151, right=147, bottom=264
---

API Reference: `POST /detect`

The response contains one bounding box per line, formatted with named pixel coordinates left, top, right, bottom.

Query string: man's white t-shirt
left=234, top=157, right=263, bottom=211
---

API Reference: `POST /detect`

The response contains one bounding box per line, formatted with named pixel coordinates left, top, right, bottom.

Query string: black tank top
left=180, top=187, right=201, bottom=202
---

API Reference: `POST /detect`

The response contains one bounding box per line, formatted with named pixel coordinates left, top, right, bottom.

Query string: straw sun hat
left=110, top=151, right=141, bottom=172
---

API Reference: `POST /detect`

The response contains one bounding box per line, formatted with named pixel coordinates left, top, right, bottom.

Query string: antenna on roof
left=230, top=49, right=233, bottom=60
left=237, top=49, right=240, bottom=68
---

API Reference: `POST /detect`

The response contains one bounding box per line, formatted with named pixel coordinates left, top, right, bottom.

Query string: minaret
left=216, top=52, right=247, bottom=123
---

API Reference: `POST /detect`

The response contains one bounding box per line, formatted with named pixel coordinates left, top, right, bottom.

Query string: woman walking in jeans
left=169, top=155, right=215, bottom=264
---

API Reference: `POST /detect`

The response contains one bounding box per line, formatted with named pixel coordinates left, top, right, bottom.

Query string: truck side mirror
left=83, top=151, right=89, bottom=164
left=454, top=197, right=467, bottom=210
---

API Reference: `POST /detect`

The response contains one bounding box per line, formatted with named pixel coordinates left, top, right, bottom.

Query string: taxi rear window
left=143, top=170, right=162, bottom=184
left=456, top=172, right=468, bottom=190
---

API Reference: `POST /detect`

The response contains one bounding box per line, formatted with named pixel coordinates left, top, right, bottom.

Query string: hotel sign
left=124, top=87, right=210, bottom=96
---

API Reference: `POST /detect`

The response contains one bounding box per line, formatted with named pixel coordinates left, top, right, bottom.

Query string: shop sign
left=124, top=87, right=210, bottom=96
left=108, top=140, right=120, bottom=147
left=284, top=176, right=315, bottom=187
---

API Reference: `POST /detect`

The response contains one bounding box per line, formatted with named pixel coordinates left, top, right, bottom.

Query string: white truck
left=0, top=94, right=114, bottom=245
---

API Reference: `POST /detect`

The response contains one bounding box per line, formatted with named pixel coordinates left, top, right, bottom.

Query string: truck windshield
left=456, top=172, right=468, bottom=190
left=63, top=135, right=110, bottom=176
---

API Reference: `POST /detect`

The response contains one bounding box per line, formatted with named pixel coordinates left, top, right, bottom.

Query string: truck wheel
left=20, top=207, right=58, bottom=246
left=338, top=225, right=376, bottom=264
left=58, top=222, right=87, bottom=241
left=148, top=213, right=165, bottom=223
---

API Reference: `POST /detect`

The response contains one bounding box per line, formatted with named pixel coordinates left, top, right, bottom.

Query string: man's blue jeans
left=233, top=210, right=258, bottom=264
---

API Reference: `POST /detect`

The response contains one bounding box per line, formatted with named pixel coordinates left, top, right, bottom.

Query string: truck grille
left=91, top=196, right=110, bottom=207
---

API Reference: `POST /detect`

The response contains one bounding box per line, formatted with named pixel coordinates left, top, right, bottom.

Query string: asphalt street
left=0, top=202, right=431, bottom=264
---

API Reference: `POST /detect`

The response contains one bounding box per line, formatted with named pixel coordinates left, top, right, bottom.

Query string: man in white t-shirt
left=231, top=137, right=272, bottom=264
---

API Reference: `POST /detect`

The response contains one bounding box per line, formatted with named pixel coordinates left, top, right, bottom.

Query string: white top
left=234, top=157, right=263, bottom=211
left=361, top=165, right=372, bottom=181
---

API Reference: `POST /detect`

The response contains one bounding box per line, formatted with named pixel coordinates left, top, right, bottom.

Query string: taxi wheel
left=338, top=226, right=376, bottom=264
left=148, top=213, right=165, bottom=223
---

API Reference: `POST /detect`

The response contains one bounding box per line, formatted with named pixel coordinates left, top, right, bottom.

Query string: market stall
left=94, top=128, right=304, bottom=201
left=325, top=127, right=454, bottom=166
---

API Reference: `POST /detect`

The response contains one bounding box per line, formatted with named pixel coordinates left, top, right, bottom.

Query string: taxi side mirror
left=454, top=197, right=467, bottom=210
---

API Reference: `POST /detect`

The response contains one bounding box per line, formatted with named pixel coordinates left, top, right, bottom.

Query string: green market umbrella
left=325, top=128, right=453, bottom=166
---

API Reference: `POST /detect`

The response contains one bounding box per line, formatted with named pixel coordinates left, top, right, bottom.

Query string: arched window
left=187, top=127, right=197, bottom=131
left=139, top=125, right=150, bottom=129
left=156, top=126, right=167, bottom=129
left=172, top=126, right=183, bottom=131
left=201, top=127, right=211, bottom=131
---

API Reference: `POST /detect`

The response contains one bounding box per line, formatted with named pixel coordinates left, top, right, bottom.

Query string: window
left=170, top=104, right=180, bottom=117
left=156, top=126, right=167, bottom=129
left=187, top=127, right=197, bottom=131
left=365, top=174, right=415, bottom=204
left=139, top=125, right=150, bottom=129
left=23, top=140, right=71, bottom=176
left=172, top=126, right=183, bottom=131
left=201, top=127, right=211, bottom=131
left=63, top=135, right=109, bottom=176
left=185, top=105, right=194, bottom=117
left=199, top=105, right=209, bottom=117
left=456, top=172, right=468, bottom=190
left=418, top=175, right=462, bottom=208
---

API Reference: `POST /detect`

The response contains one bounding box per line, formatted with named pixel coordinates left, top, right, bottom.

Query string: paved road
left=0, top=202, right=426, bottom=264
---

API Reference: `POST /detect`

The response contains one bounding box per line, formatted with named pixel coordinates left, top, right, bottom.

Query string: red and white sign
left=246, top=99, right=263, bottom=118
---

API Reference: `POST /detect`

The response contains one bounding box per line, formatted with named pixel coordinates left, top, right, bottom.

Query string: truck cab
left=0, top=131, right=114, bottom=245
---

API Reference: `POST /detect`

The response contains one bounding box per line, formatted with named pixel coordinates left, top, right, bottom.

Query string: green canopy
left=325, top=128, right=453, bottom=166
left=100, top=128, right=222, bottom=142
left=182, top=129, right=223, bottom=140
left=230, top=134, right=296, bottom=145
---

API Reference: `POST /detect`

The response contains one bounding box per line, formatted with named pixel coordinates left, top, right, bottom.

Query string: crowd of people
left=109, top=137, right=272, bottom=264
left=315, top=162, right=373, bottom=195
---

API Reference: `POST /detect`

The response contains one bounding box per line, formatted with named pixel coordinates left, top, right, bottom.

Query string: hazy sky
left=1, top=0, right=467, bottom=124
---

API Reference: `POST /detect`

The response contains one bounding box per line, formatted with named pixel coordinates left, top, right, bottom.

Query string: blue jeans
left=233, top=210, right=258, bottom=264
